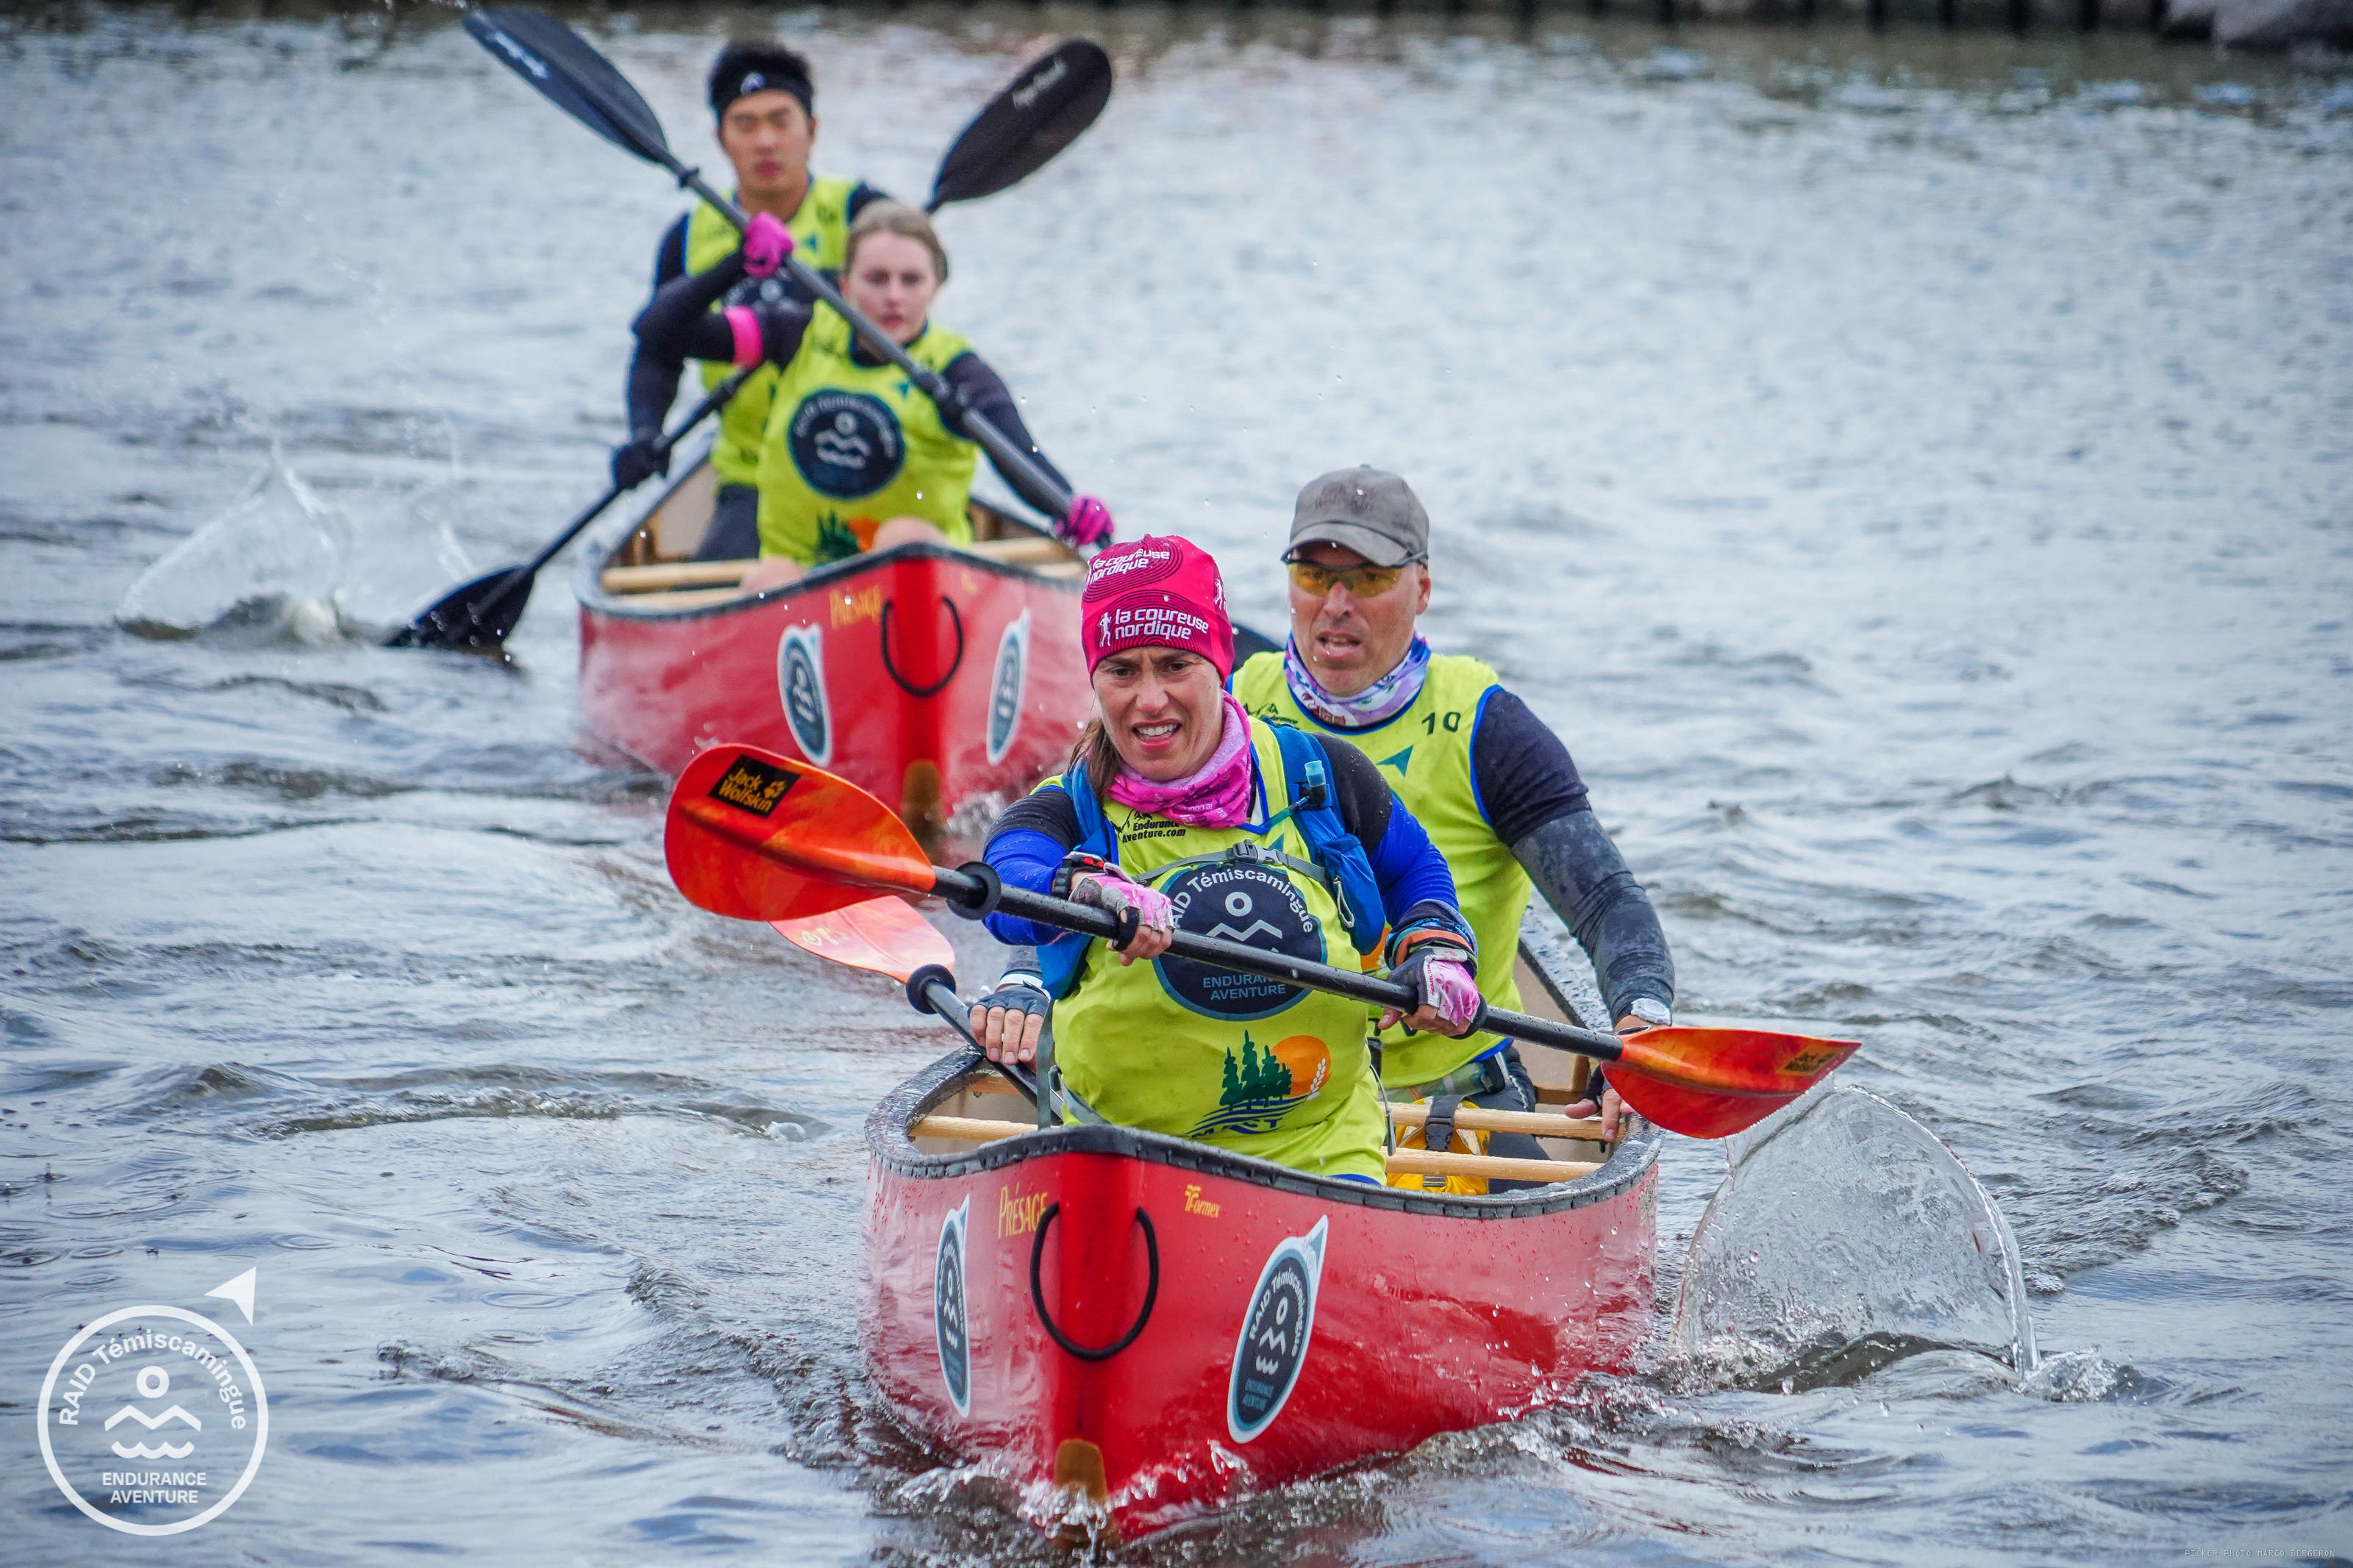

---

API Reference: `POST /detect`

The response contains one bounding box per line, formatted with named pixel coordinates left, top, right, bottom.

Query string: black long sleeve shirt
left=621, top=192, right=885, bottom=441
left=629, top=250, right=1071, bottom=518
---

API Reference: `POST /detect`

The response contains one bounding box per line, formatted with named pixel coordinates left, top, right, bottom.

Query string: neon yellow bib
left=753, top=304, right=977, bottom=566
left=1049, top=723, right=1388, bottom=1181
left=1234, top=651, right=1532, bottom=1089
left=682, top=176, right=858, bottom=491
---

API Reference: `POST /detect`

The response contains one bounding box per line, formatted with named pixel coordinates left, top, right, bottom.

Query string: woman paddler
left=632, top=200, right=1113, bottom=594
left=968, top=537, right=1485, bottom=1182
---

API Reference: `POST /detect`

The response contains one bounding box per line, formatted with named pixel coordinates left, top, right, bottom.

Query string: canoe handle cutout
left=1029, top=1203, right=1159, bottom=1362
left=880, top=595, right=965, bottom=698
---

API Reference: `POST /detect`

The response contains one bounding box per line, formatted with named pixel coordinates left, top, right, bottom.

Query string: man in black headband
left=613, top=40, right=889, bottom=559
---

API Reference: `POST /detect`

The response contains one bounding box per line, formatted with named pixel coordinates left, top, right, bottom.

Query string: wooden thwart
left=963, top=534, right=1069, bottom=567
left=601, top=559, right=753, bottom=593
left=910, top=1114, right=1604, bottom=1186
left=1386, top=1103, right=1605, bottom=1139
left=1385, top=1148, right=1602, bottom=1184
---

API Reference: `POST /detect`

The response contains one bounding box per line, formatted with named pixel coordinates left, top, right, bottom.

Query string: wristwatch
left=1620, top=997, right=1672, bottom=1031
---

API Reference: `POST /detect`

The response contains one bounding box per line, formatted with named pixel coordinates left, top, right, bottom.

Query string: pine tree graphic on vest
left=1189, top=1031, right=1323, bottom=1139
left=813, top=512, right=866, bottom=564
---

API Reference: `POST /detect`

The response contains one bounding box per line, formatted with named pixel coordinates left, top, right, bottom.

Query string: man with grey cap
left=1230, top=466, right=1676, bottom=1191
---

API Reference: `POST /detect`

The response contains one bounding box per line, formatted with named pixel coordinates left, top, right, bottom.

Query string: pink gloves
left=1058, top=495, right=1114, bottom=550
left=741, top=212, right=793, bottom=279
left=1070, top=866, right=1174, bottom=950
left=1388, top=944, right=1483, bottom=1035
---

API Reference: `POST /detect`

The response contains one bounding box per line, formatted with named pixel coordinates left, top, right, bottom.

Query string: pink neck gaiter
left=1105, top=695, right=1256, bottom=828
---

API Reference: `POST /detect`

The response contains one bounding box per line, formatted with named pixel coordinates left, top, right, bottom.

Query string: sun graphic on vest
left=1188, top=1032, right=1329, bottom=1139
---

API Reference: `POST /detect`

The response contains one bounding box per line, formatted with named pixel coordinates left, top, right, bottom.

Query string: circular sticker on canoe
left=788, top=390, right=904, bottom=499
left=934, top=1198, right=971, bottom=1417
left=1229, top=1216, right=1327, bottom=1444
left=776, top=624, right=832, bottom=767
left=985, top=609, right=1030, bottom=765
left=1156, top=862, right=1322, bottom=1021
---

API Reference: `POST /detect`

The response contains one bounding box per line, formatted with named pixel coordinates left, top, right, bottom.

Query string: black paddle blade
left=463, top=7, right=672, bottom=168
left=385, top=565, right=534, bottom=651
left=928, top=40, right=1113, bottom=210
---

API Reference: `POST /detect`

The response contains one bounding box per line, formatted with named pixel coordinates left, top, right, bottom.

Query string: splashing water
left=117, top=448, right=357, bottom=643
left=1668, top=1086, right=2037, bottom=1391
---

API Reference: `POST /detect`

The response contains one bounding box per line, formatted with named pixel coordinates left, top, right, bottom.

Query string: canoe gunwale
left=865, top=1045, right=1661, bottom=1220
left=574, top=460, right=1077, bottom=626
left=576, top=537, right=1080, bottom=626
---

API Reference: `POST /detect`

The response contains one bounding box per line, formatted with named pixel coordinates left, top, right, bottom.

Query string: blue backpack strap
left=1037, top=765, right=1117, bottom=999
left=1267, top=724, right=1386, bottom=957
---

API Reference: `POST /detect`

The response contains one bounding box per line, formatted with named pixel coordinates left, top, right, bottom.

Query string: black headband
left=713, top=64, right=813, bottom=119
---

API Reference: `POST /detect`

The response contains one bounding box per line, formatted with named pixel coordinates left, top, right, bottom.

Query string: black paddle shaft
left=929, top=864, right=1635, bottom=1066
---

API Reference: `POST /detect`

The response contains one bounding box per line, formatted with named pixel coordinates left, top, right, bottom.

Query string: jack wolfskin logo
left=707, top=755, right=799, bottom=817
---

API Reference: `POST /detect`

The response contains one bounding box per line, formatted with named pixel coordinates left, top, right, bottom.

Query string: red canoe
left=863, top=1038, right=1661, bottom=1542
left=576, top=461, right=1090, bottom=837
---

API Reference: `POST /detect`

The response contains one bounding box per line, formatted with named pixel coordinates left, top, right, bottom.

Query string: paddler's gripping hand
left=610, top=430, right=669, bottom=492
left=1057, top=495, right=1115, bottom=550
left=969, top=973, right=1049, bottom=1064
left=740, top=212, right=793, bottom=279
left=1060, top=855, right=1174, bottom=965
left=1380, top=942, right=1482, bottom=1037
left=1565, top=1011, right=1661, bottom=1139
left=1565, top=1073, right=1628, bottom=1142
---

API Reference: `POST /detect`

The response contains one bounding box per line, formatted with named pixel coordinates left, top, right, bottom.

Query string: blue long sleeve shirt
left=982, top=730, right=1457, bottom=949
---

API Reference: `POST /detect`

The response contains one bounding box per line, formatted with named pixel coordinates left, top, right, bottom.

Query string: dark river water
left=4, top=3, right=2351, bottom=1562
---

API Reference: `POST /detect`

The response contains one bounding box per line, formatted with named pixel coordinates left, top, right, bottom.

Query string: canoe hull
left=863, top=1050, right=1660, bottom=1540
left=579, top=545, right=1086, bottom=834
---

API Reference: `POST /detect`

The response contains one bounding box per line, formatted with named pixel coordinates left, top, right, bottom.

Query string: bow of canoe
left=863, top=1045, right=1662, bottom=1542
left=576, top=461, right=1091, bottom=837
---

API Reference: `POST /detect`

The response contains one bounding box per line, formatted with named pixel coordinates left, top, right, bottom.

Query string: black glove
left=976, top=973, right=1051, bottom=1026
left=611, top=432, right=668, bottom=491
left=970, top=971, right=1051, bottom=1065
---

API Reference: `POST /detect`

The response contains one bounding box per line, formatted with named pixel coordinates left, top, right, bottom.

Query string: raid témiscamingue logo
left=1227, top=1217, right=1327, bottom=1444
left=38, top=1267, right=268, bottom=1537
left=1157, top=862, right=1323, bottom=1021
left=985, top=609, right=1030, bottom=765
left=933, top=1198, right=971, bottom=1417
left=776, top=624, right=833, bottom=767
left=787, top=390, right=906, bottom=498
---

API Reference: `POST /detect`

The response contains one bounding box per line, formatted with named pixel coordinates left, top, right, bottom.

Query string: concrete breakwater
left=1142, top=0, right=2349, bottom=48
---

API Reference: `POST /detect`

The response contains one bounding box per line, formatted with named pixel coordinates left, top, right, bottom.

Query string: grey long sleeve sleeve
left=1510, top=809, right=1674, bottom=1022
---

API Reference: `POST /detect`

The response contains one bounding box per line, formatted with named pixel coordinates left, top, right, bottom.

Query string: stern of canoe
left=863, top=1051, right=1660, bottom=1541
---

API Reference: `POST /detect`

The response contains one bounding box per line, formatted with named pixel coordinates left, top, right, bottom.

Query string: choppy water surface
left=4, top=3, right=2350, bottom=1561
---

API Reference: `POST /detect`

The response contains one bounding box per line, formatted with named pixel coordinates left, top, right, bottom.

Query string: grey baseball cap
left=1286, top=467, right=1429, bottom=568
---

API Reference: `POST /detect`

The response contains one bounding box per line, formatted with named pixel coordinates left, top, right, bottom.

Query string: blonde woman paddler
left=967, top=537, right=1482, bottom=1182
left=631, top=200, right=1113, bottom=592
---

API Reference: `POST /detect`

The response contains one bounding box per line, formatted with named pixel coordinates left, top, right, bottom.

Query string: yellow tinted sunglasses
left=1285, top=556, right=1424, bottom=598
